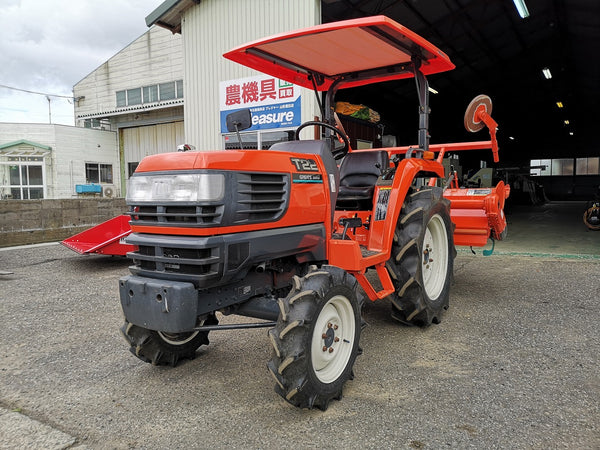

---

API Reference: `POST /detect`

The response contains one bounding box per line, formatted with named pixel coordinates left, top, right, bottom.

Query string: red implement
left=61, top=215, right=134, bottom=256
left=444, top=182, right=511, bottom=247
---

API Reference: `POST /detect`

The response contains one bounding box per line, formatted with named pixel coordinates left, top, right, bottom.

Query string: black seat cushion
left=337, top=151, right=389, bottom=201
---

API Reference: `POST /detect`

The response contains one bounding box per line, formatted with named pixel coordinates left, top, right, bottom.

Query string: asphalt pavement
left=0, top=202, right=599, bottom=449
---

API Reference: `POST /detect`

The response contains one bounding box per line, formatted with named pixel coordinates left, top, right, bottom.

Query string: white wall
left=0, top=123, right=118, bottom=199
left=53, top=126, right=119, bottom=198
left=73, top=25, right=183, bottom=125
left=182, top=0, right=321, bottom=149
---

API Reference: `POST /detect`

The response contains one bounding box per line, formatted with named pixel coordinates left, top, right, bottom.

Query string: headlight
left=127, top=173, right=225, bottom=202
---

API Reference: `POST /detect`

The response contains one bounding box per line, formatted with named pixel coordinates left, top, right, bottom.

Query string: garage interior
left=321, top=0, right=599, bottom=205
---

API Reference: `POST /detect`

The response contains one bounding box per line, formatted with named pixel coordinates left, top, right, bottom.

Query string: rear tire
left=267, top=266, right=363, bottom=410
left=121, top=314, right=218, bottom=366
left=386, top=187, right=455, bottom=326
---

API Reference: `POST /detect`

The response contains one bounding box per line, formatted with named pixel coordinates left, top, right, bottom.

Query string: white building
left=146, top=0, right=321, bottom=150
left=0, top=123, right=118, bottom=199
left=73, top=25, right=184, bottom=190
left=70, top=0, right=322, bottom=196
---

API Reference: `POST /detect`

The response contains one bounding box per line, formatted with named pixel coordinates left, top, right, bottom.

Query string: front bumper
left=119, top=276, right=198, bottom=333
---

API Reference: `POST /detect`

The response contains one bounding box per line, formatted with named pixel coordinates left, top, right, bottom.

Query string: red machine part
left=61, top=214, right=134, bottom=256
left=464, top=95, right=499, bottom=162
left=443, top=181, right=511, bottom=247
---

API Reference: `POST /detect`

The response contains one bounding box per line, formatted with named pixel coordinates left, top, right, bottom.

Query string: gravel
left=0, top=243, right=598, bottom=449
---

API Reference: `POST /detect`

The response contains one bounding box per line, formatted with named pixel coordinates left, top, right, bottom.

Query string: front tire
left=267, top=266, right=363, bottom=410
left=387, top=187, right=455, bottom=326
left=121, top=314, right=218, bottom=366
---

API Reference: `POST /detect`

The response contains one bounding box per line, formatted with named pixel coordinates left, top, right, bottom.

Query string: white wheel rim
left=157, top=318, right=209, bottom=345
left=157, top=330, right=200, bottom=345
left=422, top=214, right=449, bottom=300
left=311, top=295, right=356, bottom=384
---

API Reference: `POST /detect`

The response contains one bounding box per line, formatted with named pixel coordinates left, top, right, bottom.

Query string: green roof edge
left=145, top=0, right=184, bottom=27
left=0, top=139, right=52, bottom=151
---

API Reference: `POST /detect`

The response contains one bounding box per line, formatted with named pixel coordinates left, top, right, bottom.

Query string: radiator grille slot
left=130, top=244, right=220, bottom=281
left=235, top=173, right=288, bottom=223
left=128, top=204, right=223, bottom=226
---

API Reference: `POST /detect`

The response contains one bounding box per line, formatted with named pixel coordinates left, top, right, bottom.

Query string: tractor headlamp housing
left=127, top=173, right=225, bottom=203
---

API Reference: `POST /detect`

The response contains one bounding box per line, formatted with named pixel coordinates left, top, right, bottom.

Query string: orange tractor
left=119, top=16, right=509, bottom=410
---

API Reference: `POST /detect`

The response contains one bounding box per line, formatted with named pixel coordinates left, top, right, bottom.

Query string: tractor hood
left=223, top=15, right=454, bottom=92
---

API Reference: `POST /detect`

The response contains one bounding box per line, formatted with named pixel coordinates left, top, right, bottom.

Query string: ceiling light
left=556, top=101, right=563, bottom=108
left=512, top=0, right=530, bottom=18
left=564, top=120, right=570, bottom=125
left=428, top=87, right=438, bottom=94
left=509, top=136, right=515, bottom=140
left=569, top=132, right=574, bottom=136
left=542, top=68, right=552, bottom=79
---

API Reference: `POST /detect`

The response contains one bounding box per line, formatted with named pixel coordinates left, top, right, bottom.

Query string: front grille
left=129, top=204, right=223, bottom=227
left=127, top=170, right=289, bottom=229
left=235, top=173, right=288, bottom=223
left=129, top=242, right=221, bottom=284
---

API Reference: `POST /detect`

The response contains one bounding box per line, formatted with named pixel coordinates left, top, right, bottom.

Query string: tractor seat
left=336, top=151, right=389, bottom=210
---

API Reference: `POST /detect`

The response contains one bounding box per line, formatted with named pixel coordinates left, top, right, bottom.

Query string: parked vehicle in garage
left=116, top=16, right=509, bottom=410
left=583, top=188, right=600, bottom=230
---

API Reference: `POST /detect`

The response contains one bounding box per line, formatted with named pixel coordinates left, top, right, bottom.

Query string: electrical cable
left=0, top=83, right=74, bottom=99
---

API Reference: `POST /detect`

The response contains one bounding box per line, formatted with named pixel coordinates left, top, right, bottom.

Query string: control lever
left=339, top=217, right=363, bottom=240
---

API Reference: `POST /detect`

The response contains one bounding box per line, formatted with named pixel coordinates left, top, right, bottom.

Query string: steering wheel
left=295, top=121, right=350, bottom=160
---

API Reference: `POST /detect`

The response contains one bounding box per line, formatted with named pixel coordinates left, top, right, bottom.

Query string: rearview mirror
left=226, top=109, right=252, bottom=132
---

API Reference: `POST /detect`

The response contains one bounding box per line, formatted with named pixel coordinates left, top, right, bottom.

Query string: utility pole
left=46, top=95, right=51, bottom=124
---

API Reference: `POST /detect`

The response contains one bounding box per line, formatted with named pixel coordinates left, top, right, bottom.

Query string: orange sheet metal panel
left=130, top=150, right=329, bottom=237
left=223, top=15, right=454, bottom=92
left=444, top=182, right=510, bottom=247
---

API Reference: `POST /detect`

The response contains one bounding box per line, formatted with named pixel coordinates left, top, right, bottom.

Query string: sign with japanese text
left=219, top=75, right=301, bottom=133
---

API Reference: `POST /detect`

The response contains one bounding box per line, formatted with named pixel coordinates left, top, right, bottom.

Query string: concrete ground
left=0, top=201, right=598, bottom=449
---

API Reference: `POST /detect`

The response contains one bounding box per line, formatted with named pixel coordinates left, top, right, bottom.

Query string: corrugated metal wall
left=122, top=121, right=184, bottom=167
left=183, top=0, right=321, bottom=149
left=74, top=26, right=183, bottom=120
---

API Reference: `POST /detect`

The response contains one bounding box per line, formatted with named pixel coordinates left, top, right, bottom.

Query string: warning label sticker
left=466, top=189, right=492, bottom=196
left=375, top=187, right=391, bottom=221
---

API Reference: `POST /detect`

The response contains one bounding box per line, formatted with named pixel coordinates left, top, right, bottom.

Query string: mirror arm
left=234, top=123, right=244, bottom=150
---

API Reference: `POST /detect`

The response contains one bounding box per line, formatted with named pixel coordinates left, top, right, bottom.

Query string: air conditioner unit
left=102, top=185, right=115, bottom=198
left=76, top=184, right=102, bottom=194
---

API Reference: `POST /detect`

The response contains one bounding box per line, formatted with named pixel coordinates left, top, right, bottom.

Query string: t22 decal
left=290, top=157, right=318, bottom=172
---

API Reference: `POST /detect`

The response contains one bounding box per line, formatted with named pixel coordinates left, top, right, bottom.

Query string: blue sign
left=220, top=97, right=301, bottom=133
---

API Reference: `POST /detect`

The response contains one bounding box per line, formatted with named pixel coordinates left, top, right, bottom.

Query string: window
left=1, top=155, right=45, bottom=200
left=143, top=85, right=158, bottom=103
left=223, top=132, right=258, bottom=150
left=85, top=163, right=113, bottom=184
left=260, top=130, right=295, bottom=149
left=551, top=158, right=573, bottom=176
left=116, top=90, right=126, bottom=107
left=576, top=157, right=600, bottom=175
left=159, top=82, right=176, bottom=101
left=223, top=129, right=294, bottom=150
left=116, top=80, right=183, bottom=107
left=128, top=162, right=139, bottom=177
left=127, top=88, right=142, bottom=105
left=530, top=159, right=551, bottom=176
left=84, top=118, right=102, bottom=129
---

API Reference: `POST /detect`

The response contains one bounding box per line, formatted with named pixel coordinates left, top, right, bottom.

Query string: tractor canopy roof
left=223, top=15, right=455, bottom=92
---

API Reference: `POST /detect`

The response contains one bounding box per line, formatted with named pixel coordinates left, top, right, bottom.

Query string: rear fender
left=367, top=157, right=444, bottom=254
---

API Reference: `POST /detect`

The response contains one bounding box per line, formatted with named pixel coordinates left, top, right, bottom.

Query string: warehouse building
left=73, top=25, right=184, bottom=192
left=71, top=0, right=597, bottom=201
